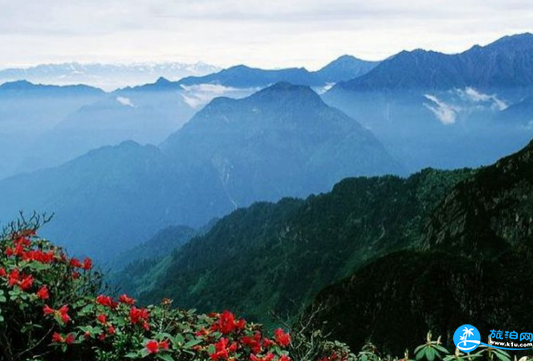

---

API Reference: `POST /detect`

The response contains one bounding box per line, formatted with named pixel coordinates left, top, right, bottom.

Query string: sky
left=0, top=0, right=532, bottom=70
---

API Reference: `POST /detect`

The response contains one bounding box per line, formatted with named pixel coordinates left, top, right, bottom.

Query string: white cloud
left=116, top=96, right=135, bottom=107
left=423, top=94, right=459, bottom=125
left=457, top=87, right=508, bottom=110
left=180, top=84, right=257, bottom=108
left=0, top=0, right=531, bottom=70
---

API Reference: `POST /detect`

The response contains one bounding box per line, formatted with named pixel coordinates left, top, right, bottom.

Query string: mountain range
left=113, top=136, right=533, bottom=355
left=310, top=138, right=533, bottom=354
left=0, top=62, right=221, bottom=91
left=0, top=80, right=106, bottom=178
left=0, top=82, right=401, bottom=259
left=176, top=55, right=379, bottom=89
left=324, top=33, right=533, bottom=171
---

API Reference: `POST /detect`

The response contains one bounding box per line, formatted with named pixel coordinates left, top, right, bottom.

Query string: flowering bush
left=0, top=218, right=353, bottom=361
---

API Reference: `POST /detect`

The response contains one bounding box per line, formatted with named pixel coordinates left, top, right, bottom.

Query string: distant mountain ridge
left=331, top=33, right=533, bottom=92
left=176, top=56, right=380, bottom=88
left=0, top=79, right=105, bottom=96
left=324, top=33, right=533, bottom=171
left=0, top=62, right=221, bottom=91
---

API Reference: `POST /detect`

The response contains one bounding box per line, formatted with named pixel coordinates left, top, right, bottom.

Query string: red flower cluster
left=211, top=310, right=246, bottom=334
left=4, top=268, right=34, bottom=290
left=43, top=304, right=71, bottom=324
left=1, top=227, right=319, bottom=361
left=211, top=338, right=238, bottom=361
left=96, top=295, right=118, bottom=309
left=129, top=306, right=150, bottom=330
left=36, top=285, right=49, bottom=300
left=119, top=293, right=136, bottom=305
left=146, top=339, right=169, bottom=354
left=70, top=257, right=92, bottom=271
left=52, top=332, right=75, bottom=344
left=274, top=328, right=291, bottom=347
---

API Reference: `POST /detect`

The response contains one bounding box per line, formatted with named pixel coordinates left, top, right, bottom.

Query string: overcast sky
left=1, top=0, right=532, bottom=70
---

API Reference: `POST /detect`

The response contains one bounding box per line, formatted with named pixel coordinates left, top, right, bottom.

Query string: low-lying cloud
left=423, top=94, right=458, bottom=125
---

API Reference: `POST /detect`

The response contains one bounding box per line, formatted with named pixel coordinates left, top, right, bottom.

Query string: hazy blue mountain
left=110, top=225, right=197, bottom=270
left=178, top=65, right=319, bottom=88
left=33, top=77, right=197, bottom=169
left=162, top=82, right=404, bottom=203
left=0, top=76, right=202, bottom=177
left=332, top=33, right=533, bottom=92
left=176, top=56, right=379, bottom=89
left=497, top=95, right=533, bottom=125
left=0, top=80, right=106, bottom=179
left=0, top=83, right=402, bottom=260
left=324, top=33, right=533, bottom=171
left=0, top=62, right=221, bottom=91
left=315, top=55, right=380, bottom=84
left=0, top=80, right=104, bottom=96
left=120, top=168, right=472, bottom=324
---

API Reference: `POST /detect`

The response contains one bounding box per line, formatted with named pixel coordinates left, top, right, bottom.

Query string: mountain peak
left=0, top=79, right=35, bottom=90
left=155, top=76, right=173, bottom=85
left=467, top=32, right=533, bottom=54
left=250, top=81, right=321, bottom=103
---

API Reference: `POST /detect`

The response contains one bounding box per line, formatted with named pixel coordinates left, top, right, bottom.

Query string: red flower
left=242, top=332, right=263, bottom=354
left=43, top=304, right=55, bottom=315
left=70, top=258, right=82, bottom=268
left=36, top=285, right=49, bottom=300
left=58, top=305, right=71, bottom=324
left=250, top=353, right=275, bottom=361
left=159, top=339, right=169, bottom=350
left=14, top=236, right=31, bottom=248
left=8, top=269, right=20, bottom=286
left=52, top=332, right=63, bottom=343
left=96, top=295, right=117, bottom=308
left=97, top=313, right=107, bottom=324
left=119, top=293, right=136, bottom=305
left=0, top=267, right=6, bottom=278
left=279, top=356, right=291, bottom=361
left=129, top=306, right=150, bottom=325
left=52, top=332, right=75, bottom=344
left=64, top=333, right=75, bottom=344
left=82, top=257, right=92, bottom=270
left=146, top=340, right=169, bottom=354
left=262, top=338, right=274, bottom=348
left=107, top=325, right=116, bottom=335
left=18, top=275, right=34, bottom=290
left=23, top=250, right=55, bottom=263
left=274, top=328, right=291, bottom=347
left=146, top=340, right=159, bottom=354
left=212, top=310, right=242, bottom=334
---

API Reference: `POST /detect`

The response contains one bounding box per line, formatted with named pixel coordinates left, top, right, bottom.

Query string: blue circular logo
left=453, top=325, right=481, bottom=352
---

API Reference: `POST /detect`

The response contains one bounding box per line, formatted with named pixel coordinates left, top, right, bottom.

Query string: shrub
left=0, top=217, right=350, bottom=361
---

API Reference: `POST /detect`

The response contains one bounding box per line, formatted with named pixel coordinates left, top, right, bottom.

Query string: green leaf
left=433, top=345, right=449, bottom=354
left=494, top=351, right=511, bottom=361
left=426, top=347, right=436, bottom=361
left=157, top=354, right=175, bottom=361
left=184, top=339, right=203, bottom=349
left=415, top=349, right=426, bottom=361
